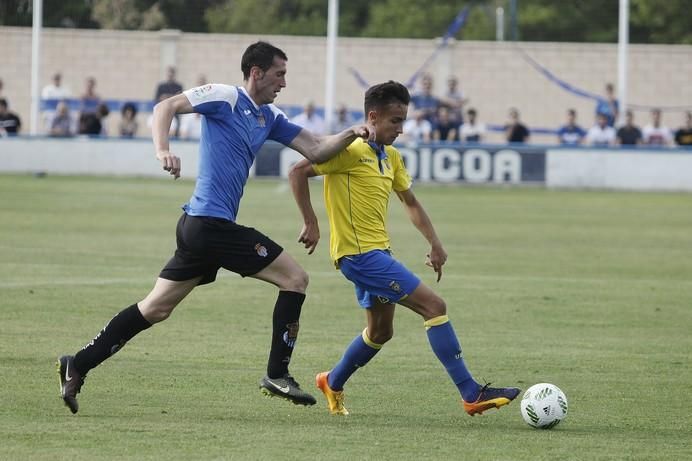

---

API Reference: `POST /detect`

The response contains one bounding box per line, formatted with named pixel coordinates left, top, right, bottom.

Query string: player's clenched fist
left=157, top=150, right=181, bottom=179
left=352, top=124, right=376, bottom=142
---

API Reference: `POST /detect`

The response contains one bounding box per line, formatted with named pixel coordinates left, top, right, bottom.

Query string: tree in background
left=517, top=0, right=692, bottom=44
left=0, top=0, right=98, bottom=28
left=1, top=0, right=691, bottom=45
left=92, top=0, right=166, bottom=31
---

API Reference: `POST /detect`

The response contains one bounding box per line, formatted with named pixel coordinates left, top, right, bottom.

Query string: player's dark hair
left=0, top=98, right=7, bottom=109
left=364, top=81, right=410, bottom=114
left=241, top=41, right=288, bottom=80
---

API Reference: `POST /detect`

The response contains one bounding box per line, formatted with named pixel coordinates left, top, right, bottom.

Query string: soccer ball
left=520, top=383, right=568, bottom=429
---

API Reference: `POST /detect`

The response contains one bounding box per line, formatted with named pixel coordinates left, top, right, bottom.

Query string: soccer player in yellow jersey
left=289, top=81, right=520, bottom=416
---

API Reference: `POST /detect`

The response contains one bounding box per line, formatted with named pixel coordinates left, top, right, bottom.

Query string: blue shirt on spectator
left=557, top=124, right=586, bottom=145
left=595, top=98, right=619, bottom=127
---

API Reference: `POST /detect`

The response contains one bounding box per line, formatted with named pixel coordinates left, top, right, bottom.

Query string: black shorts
left=159, top=213, right=283, bottom=285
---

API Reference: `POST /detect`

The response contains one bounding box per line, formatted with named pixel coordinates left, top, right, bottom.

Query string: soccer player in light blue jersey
left=57, top=41, right=372, bottom=414
left=289, top=81, right=519, bottom=416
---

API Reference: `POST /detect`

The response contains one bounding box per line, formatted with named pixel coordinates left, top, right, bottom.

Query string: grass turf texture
left=1, top=174, right=691, bottom=461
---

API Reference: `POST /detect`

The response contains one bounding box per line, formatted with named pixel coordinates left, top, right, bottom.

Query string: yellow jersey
left=312, top=138, right=413, bottom=265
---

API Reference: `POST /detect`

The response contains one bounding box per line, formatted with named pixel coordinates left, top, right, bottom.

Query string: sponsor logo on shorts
left=254, top=243, right=269, bottom=257
left=377, top=295, right=390, bottom=304
left=389, top=280, right=401, bottom=293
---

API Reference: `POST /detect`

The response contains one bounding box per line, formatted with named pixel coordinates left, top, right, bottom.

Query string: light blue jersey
left=182, top=84, right=302, bottom=221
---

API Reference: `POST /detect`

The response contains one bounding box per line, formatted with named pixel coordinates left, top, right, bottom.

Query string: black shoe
left=259, top=374, right=317, bottom=406
left=56, top=355, right=84, bottom=414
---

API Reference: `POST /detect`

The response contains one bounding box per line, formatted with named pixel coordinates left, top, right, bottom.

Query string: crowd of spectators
left=1, top=72, right=691, bottom=148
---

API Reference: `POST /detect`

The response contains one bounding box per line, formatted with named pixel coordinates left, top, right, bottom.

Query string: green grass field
left=1, top=174, right=691, bottom=460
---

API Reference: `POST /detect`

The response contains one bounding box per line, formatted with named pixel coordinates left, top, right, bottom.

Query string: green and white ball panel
left=520, top=383, right=568, bottom=429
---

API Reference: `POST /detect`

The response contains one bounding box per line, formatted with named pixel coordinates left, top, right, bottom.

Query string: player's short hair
left=363, top=81, right=410, bottom=114
left=241, top=41, right=288, bottom=80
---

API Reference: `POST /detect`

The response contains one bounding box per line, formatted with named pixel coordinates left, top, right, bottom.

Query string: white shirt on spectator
left=292, top=112, right=326, bottom=136
left=642, top=124, right=673, bottom=146
left=41, top=84, right=71, bottom=100
left=459, top=122, right=486, bottom=143
left=402, top=118, right=432, bottom=142
left=586, top=125, right=616, bottom=146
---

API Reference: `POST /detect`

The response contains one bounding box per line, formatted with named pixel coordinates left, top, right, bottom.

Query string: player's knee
left=426, top=296, right=447, bottom=318
left=368, top=327, right=394, bottom=345
left=139, top=299, right=176, bottom=324
left=282, top=267, right=309, bottom=292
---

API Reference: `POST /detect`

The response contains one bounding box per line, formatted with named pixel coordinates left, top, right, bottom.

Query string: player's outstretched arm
left=288, top=124, right=373, bottom=164
left=396, top=189, right=448, bottom=282
left=152, top=93, right=194, bottom=179
left=288, top=159, right=321, bottom=254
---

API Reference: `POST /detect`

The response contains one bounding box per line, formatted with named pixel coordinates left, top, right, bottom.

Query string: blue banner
left=254, top=142, right=546, bottom=184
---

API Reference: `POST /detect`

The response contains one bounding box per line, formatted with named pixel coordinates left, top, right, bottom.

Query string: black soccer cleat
left=259, top=374, right=317, bottom=406
left=56, top=355, right=85, bottom=414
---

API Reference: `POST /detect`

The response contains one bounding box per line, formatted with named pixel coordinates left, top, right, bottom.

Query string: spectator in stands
left=118, top=102, right=138, bottom=138
left=595, top=83, right=619, bottom=127
left=49, top=101, right=74, bottom=137
left=410, top=73, right=439, bottom=123
left=505, top=108, right=530, bottom=144
left=154, top=66, right=183, bottom=101
left=440, top=76, right=467, bottom=125
left=459, top=108, right=486, bottom=144
left=78, top=103, right=109, bottom=136
left=80, top=77, right=101, bottom=114
left=402, top=109, right=432, bottom=143
left=586, top=113, right=616, bottom=147
left=432, top=106, right=458, bottom=142
left=42, top=72, right=72, bottom=132
left=556, top=109, right=586, bottom=145
left=292, top=101, right=326, bottom=135
left=0, top=98, right=21, bottom=136
left=42, top=72, right=71, bottom=100
left=616, top=110, right=643, bottom=146
left=330, top=104, right=356, bottom=134
left=642, top=108, right=673, bottom=146
left=674, top=111, right=692, bottom=146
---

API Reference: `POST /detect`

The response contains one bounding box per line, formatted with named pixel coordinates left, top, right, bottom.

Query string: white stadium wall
left=1, top=26, right=692, bottom=142
left=2, top=137, right=691, bottom=192
left=546, top=149, right=692, bottom=190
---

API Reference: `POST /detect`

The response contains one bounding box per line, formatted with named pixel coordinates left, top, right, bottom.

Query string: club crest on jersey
left=257, top=114, right=266, bottom=127
left=389, top=280, right=401, bottom=293
left=382, top=157, right=391, bottom=170
left=254, top=243, right=269, bottom=257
